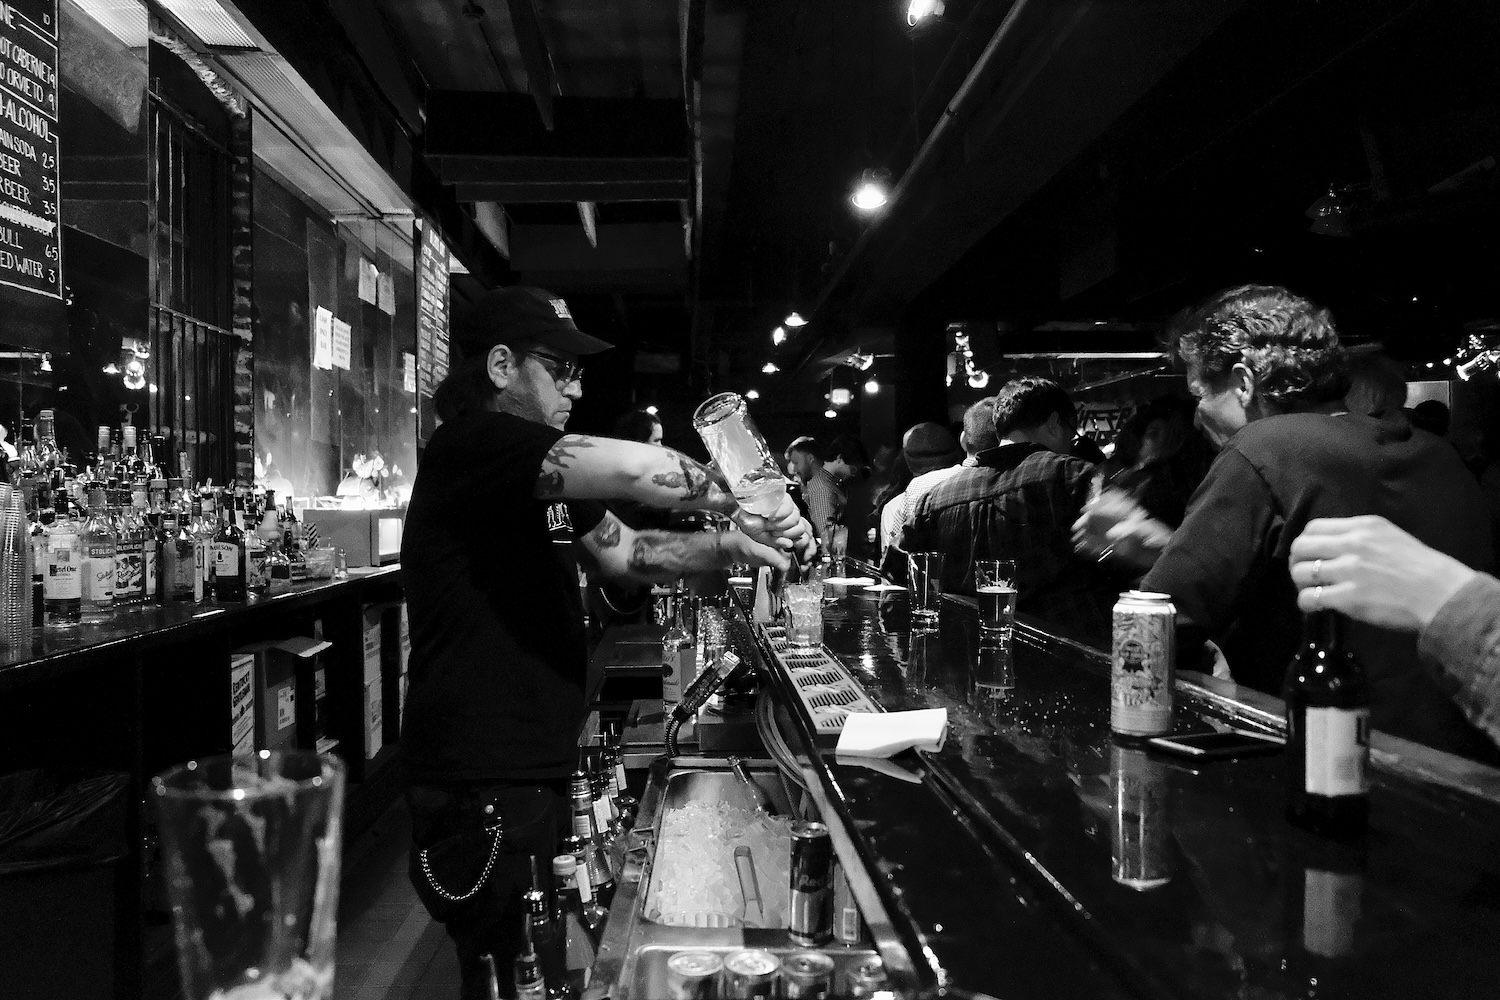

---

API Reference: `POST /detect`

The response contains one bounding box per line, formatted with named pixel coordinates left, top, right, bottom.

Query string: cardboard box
left=364, top=679, right=384, bottom=759
left=229, top=652, right=255, bottom=756
left=363, top=606, right=383, bottom=685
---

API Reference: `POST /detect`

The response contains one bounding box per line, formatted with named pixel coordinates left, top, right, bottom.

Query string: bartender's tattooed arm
left=579, top=510, right=734, bottom=583
left=533, top=435, right=736, bottom=514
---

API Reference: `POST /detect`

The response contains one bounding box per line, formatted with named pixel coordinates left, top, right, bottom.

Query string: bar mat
left=760, top=625, right=881, bottom=734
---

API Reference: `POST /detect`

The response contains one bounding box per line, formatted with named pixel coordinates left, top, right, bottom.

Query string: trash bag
left=0, top=769, right=129, bottom=872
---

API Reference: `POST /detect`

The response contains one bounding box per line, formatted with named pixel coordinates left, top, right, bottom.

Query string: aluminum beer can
left=1111, top=590, right=1176, bottom=736
left=847, top=957, right=889, bottom=1000
left=781, top=951, right=835, bottom=1000
left=789, top=820, right=834, bottom=945
left=721, top=949, right=780, bottom=1000
left=831, top=859, right=868, bottom=945
left=1110, top=742, right=1172, bottom=890
left=666, top=950, right=723, bottom=1000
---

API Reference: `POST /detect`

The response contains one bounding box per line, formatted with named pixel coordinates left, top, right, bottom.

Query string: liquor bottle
left=245, top=497, right=268, bottom=596
left=660, top=595, right=695, bottom=708
left=34, top=410, right=60, bottom=473
left=481, top=953, right=503, bottom=1000
left=552, top=855, right=601, bottom=963
left=144, top=481, right=166, bottom=604
left=568, top=765, right=616, bottom=911
left=122, top=426, right=141, bottom=480
left=196, top=492, right=217, bottom=600
left=187, top=494, right=209, bottom=603
left=522, top=889, right=568, bottom=1000
left=114, top=488, right=146, bottom=607
left=80, top=488, right=116, bottom=624
left=607, top=727, right=638, bottom=828
left=28, top=480, right=50, bottom=628
left=211, top=493, right=247, bottom=602
left=1284, top=611, right=1370, bottom=837
left=94, top=426, right=111, bottom=481
left=43, top=490, right=80, bottom=627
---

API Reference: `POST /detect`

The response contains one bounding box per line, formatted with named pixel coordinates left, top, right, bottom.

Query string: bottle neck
left=1302, top=610, right=1342, bottom=652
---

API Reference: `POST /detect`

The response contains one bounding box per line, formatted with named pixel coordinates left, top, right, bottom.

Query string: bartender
left=400, top=285, right=813, bottom=998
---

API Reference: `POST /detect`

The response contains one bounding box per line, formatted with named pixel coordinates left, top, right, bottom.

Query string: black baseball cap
left=452, top=285, right=613, bottom=360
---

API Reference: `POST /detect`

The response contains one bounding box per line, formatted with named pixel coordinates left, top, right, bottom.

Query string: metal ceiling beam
left=454, top=179, right=690, bottom=203
left=506, top=0, right=560, bottom=131
left=425, top=93, right=688, bottom=158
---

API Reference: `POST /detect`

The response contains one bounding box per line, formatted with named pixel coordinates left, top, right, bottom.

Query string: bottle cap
left=552, top=855, right=576, bottom=877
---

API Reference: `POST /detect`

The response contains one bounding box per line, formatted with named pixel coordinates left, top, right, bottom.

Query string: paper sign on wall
left=313, top=306, right=334, bottom=370
left=332, top=318, right=352, bottom=371
left=377, top=272, right=395, bottom=316
left=357, top=257, right=378, bottom=304
left=402, top=351, right=417, bottom=393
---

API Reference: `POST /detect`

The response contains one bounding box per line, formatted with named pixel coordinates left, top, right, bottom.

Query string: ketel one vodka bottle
left=211, top=493, right=247, bottom=601
left=660, top=593, right=695, bottom=709
left=1284, top=610, right=1370, bottom=837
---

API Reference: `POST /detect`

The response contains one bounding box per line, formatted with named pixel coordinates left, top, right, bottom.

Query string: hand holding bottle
left=1289, top=515, right=1476, bottom=631
left=1072, top=488, right=1172, bottom=570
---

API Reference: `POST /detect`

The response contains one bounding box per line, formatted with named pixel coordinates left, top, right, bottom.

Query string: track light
left=746, top=389, right=760, bottom=400
left=864, top=378, right=879, bottom=395
left=772, top=326, right=787, bottom=346
left=784, top=311, right=807, bottom=328
left=824, top=408, right=837, bottom=419
left=762, top=362, right=779, bottom=374
left=645, top=405, right=659, bottom=415
left=850, top=169, right=890, bottom=213
left=907, top=0, right=944, bottom=26
left=830, top=388, right=853, bottom=407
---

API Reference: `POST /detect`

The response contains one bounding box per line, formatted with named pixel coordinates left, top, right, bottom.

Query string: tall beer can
left=1110, top=742, right=1172, bottom=889
left=1111, top=590, right=1176, bottom=736
left=788, top=821, right=833, bottom=945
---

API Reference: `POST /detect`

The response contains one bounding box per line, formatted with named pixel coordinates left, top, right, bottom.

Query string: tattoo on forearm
left=627, top=531, right=721, bottom=581
left=536, top=435, right=596, bottom=499
left=589, top=516, right=622, bottom=550
left=648, top=452, right=734, bottom=510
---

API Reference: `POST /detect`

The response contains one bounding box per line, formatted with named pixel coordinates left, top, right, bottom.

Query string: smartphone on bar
left=1147, top=730, right=1285, bottom=759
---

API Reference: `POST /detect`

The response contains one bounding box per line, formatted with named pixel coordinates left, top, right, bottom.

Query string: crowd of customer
left=788, top=283, right=1499, bottom=762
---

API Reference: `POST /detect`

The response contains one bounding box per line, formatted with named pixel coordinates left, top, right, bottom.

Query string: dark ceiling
left=230, top=0, right=1500, bottom=430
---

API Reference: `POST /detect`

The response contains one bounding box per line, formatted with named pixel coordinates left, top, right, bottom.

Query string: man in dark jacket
left=903, top=377, right=1115, bottom=644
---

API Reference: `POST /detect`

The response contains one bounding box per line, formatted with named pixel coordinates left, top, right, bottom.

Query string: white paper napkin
left=835, top=708, right=949, bottom=758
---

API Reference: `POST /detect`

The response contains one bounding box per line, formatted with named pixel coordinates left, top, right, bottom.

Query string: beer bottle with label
left=1283, top=610, right=1370, bottom=837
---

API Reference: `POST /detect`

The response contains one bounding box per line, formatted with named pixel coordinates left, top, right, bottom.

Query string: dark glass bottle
left=1283, top=611, right=1370, bottom=837
left=210, top=493, right=247, bottom=602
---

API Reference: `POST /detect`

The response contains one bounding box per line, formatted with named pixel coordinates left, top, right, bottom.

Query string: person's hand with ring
left=1288, top=515, right=1477, bottom=631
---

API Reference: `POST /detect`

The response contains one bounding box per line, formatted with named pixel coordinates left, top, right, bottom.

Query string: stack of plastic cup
left=0, top=484, right=32, bottom=648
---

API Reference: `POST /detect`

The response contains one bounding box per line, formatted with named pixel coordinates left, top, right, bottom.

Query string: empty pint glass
left=154, top=750, right=345, bottom=1000
left=908, top=552, right=945, bottom=630
left=693, top=392, right=788, bottom=517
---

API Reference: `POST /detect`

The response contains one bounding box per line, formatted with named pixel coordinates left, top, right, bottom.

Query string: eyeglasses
left=528, top=351, right=584, bottom=387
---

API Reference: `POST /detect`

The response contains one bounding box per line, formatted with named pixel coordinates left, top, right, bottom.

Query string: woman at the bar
left=1076, top=284, right=1497, bottom=761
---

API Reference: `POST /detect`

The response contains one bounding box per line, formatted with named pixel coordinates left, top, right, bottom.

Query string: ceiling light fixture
left=830, top=388, right=853, bottom=407
left=771, top=326, right=787, bottom=346
left=746, top=389, right=760, bottom=400
left=784, top=311, right=807, bottom=328
left=102, top=362, right=120, bottom=375
left=967, top=369, right=990, bottom=390
left=824, top=408, right=837, bottom=419
left=850, top=169, right=891, bottom=213
left=762, top=362, right=780, bottom=374
left=123, top=358, right=147, bottom=390
left=645, top=405, right=659, bottom=415
left=864, top=378, right=879, bottom=395
left=906, top=0, right=945, bottom=26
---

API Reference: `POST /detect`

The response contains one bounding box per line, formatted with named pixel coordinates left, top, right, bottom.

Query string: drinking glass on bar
left=824, top=523, right=849, bottom=575
left=973, top=559, right=1018, bottom=640
left=907, top=552, right=945, bottom=631
left=153, top=750, right=346, bottom=1000
left=692, top=392, right=788, bottom=517
left=972, top=635, right=1015, bottom=712
left=785, top=580, right=824, bottom=649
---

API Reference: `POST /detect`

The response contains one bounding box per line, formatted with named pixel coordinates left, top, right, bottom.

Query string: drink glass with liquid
left=907, top=552, right=945, bottom=630
left=784, top=581, right=823, bottom=649
left=692, top=392, right=788, bottom=517
left=973, top=559, right=1017, bottom=639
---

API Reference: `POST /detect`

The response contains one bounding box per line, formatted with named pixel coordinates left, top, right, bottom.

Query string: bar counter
left=785, top=583, right=1500, bottom=1000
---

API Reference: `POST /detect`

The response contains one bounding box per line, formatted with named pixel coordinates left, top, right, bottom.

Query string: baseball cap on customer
left=902, top=422, right=962, bottom=476
left=452, top=285, right=613, bottom=360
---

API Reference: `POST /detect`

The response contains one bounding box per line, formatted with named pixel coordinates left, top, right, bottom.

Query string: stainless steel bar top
left=802, top=583, right=1500, bottom=1000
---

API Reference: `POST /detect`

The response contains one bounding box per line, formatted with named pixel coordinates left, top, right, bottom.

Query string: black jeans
left=407, top=779, right=569, bottom=1000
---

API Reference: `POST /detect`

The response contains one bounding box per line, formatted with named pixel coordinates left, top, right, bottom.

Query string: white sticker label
left=213, top=542, right=240, bottom=576
left=277, top=685, right=295, bottom=731
left=1304, top=706, right=1369, bottom=797
left=574, top=866, right=592, bottom=903
left=593, top=797, right=612, bottom=833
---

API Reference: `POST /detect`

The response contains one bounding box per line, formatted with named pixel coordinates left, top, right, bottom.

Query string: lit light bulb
left=824, top=408, right=837, bottom=419
left=784, top=311, right=807, bottom=328
left=864, top=378, right=879, bottom=395
left=746, top=389, right=760, bottom=400
left=771, top=326, right=787, bottom=346
left=906, top=0, right=945, bottom=26
left=102, top=362, right=120, bottom=375
left=830, top=388, right=853, bottom=407
left=645, top=405, right=659, bottom=415
left=123, top=358, right=147, bottom=390
left=851, top=179, right=889, bottom=213
left=762, top=362, right=779, bottom=374
left=967, top=368, right=990, bottom=389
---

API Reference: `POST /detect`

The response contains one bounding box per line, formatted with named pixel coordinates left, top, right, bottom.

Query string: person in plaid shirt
left=902, top=377, right=1118, bottom=644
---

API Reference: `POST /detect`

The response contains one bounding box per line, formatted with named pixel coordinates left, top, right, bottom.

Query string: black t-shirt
left=400, top=412, right=606, bottom=783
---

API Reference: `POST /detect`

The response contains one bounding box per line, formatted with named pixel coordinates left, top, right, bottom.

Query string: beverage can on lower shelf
left=1111, top=590, right=1176, bottom=736
left=665, top=950, right=723, bottom=1000
left=847, top=956, right=889, bottom=999
left=789, top=820, right=834, bottom=945
left=722, top=949, right=780, bottom=1000
left=781, top=951, right=835, bottom=999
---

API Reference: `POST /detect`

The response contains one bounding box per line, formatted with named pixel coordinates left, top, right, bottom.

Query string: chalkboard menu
left=415, top=217, right=449, bottom=400
left=0, top=0, right=60, bottom=300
